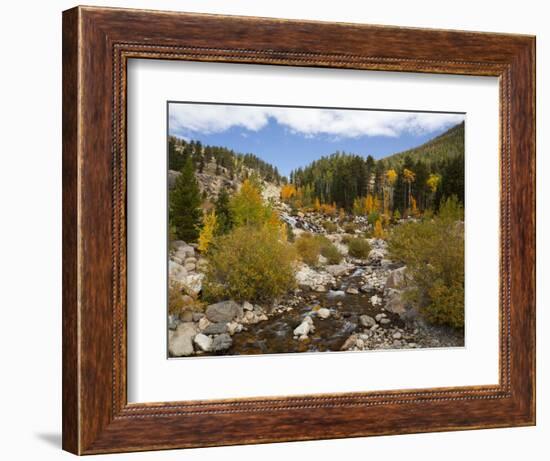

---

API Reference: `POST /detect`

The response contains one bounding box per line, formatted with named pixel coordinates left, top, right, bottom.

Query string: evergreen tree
left=170, top=157, right=202, bottom=242
left=214, top=189, right=233, bottom=235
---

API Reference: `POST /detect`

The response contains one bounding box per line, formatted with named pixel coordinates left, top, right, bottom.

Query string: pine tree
left=214, top=189, right=233, bottom=235
left=170, top=157, right=202, bottom=242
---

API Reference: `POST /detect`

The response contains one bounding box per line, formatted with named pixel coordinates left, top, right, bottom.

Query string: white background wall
left=0, top=0, right=546, bottom=459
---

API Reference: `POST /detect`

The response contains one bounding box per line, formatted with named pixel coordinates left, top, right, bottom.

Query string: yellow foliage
left=403, top=168, right=416, bottom=183
left=320, top=202, right=337, bottom=216
left=314, top=197, right=321, bottom=212
left=373, top=196, right=381, bottom=213
left=410, top=196, right=418, bottom=215
left=373, top=219, right=385, bottom=239
left=198, top=210, right=217, bottom=253
left=385, top=169, right=398, bottom=186
left=365, top=194, right=375, bottom=214
left=426, top=173, right=441, bottom=193
left=230, top=179, right=271, bottom=227
left=280, top=184, right=297, bottom=201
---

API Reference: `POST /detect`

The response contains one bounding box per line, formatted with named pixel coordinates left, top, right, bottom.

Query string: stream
left=224, top=266, right=401, bottom=355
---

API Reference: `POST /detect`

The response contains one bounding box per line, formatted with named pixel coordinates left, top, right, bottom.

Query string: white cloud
left=169, top=103, right=464, bottom=139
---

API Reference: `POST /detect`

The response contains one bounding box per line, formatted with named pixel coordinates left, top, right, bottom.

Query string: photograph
left=167, top=102, right=466, bottom=357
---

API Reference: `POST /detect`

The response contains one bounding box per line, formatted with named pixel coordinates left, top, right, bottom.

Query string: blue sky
left=168, top=103, right=465, bottom=177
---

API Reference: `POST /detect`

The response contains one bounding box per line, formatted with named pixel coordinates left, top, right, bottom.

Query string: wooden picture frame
left=62, top=5, right=536, bottom=455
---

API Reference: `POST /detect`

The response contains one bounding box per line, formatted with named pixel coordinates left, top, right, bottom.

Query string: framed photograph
left=62, top=6, right=535, bottom=455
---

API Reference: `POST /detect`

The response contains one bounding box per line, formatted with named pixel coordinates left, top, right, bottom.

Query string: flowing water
left=223, top=267, right=399, bottom=355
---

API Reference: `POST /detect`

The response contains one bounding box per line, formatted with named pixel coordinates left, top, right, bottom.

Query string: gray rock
left=385, top=290, right=407, bottom=316
left=174, top=245, right=195, bottom=260
left=192, top=312, right=205, bottom=322
left=205, top=300, right=243, bottom=323
left=243, top=301, right=254, bottom=311
left=168, top=322, right=197, bottom=357
left=168, top=314, right=180, bottom=331
left=227, top=321, right=243, bottom=335
left=193, top=333, right=213, bottom=352
left=359, top=314, right=376, bottom=328
left=375, top=313, right=386, bottom=322
left=202, top=322, right=228, bottom=335
left=367, top=248, right=385, bottom=263
left=360, top=282, right=375, bottom=293
left=211, top=333, right=233, bottom=352
left=385, top=266, right=407, bottom=290
left=346, top=286, right=359, bottom=295
left=380, top=318, right=391, bottom=325
left=393, top=331, right=402, bottom=339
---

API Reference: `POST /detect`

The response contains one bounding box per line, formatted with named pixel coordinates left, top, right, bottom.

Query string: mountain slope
left=381, top=122, right=464, bottom=167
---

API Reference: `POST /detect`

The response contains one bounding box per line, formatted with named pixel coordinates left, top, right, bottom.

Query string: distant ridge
left=381, top=122, right=464, bottom=166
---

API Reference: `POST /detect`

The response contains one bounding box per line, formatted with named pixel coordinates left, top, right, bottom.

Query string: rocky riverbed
left=168, top=220, right=464, bottom=358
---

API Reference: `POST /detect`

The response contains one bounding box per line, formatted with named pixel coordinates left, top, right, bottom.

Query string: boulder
left=168, top=261, right=188, bottom=283
left=385, top=290, right=407, bottom=316
left=184, top=262, right=196, bottom=272
left=370, top=294, right=382, bottom=306
left=375, top=313, right=386, bottom=322
left=193, top=333, right=213, bottom=352
left=205, top=300, right=243, bottom=323
left=325, top=264, right=349, bottom=277
left=243, top=301, right=254, bottom=311
left=346, top=286, right=359, bottom=295
left=211, top=333, right=233, bottom=352
left=168, top=314, right=179, bottom=331
left=360, top=282, right=375, bottom=293
left=385, top=266, right=407, bottom=290
left=202, top=322, right=228, bottom=335
left=168, top=322, right=197, bottom=357
left=174, top=245, right=195, bottom=260
left=367, top=248, right=385, bottom=263
left=359, top=314, right=376, bottom=328
left=227, top=321, right=243, bottom=335
left=294, top=316, right=314, bottom=337
left=341, top=334, right=358, bottom=350
left=317, top=308, right=331, bottom=319
left=198, top=317, right=210, bottom=331
left=180, top=273, right=204, bottom=297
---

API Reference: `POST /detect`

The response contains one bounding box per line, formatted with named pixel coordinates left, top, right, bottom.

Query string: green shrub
left=295, top=233, right=322, bottom=266
left=320, top=242, right=343, bottom=264
left=341, top=234, right=353, bottom=244
left=294, top=234, right=342, bottom=266
left=203, top=225, right=297, bottom=303
left=367, top=211, right=380, bottom=226
left=343, top=222, right=357, bottom=233
left=347, top=238, right=371, bottom=259
left=322, top=221, right=337, bottom=233
left=388, top=197, right=464, bottom=328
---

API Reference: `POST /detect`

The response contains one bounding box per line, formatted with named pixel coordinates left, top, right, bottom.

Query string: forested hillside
left=288, top=122, right=464, bottom=215
left=169, top=136, right=285, bottom=185
left=384, top=121, right=464, bottom=167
